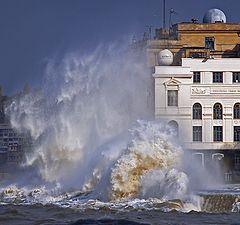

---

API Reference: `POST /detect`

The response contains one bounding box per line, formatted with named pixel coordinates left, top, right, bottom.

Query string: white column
left=224, top=106, right=233, bottom=142
left=154, top=79, right=164, bottom=117
left=224, top=72, right=232, bottom=84
left=203, top=72, right=212, bottom=84
left=203, top=106, right=212, bottom=142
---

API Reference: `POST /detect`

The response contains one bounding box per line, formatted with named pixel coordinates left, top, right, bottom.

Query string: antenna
left=163, top=0, right=166, bottom=29
left=169, top=8, right=177, bottom=28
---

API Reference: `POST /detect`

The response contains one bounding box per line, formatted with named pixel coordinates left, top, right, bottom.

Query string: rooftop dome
left=158, top=49, right=173, bottom=66
left=203, top=9, right=226, bottom=24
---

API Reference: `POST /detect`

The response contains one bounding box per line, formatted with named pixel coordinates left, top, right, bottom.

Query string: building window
left=168, top=120, right=179, bottom=136
left=233, top=72, right=240, bottom=83
left=193, top=126, right=202, bottom=142
left=213, top=72, right=223, bottom=83
left=205, top=37, right=215, bottom=50
left=213, top=103, right=222, bottom=119
left=234, top=126, right=240, bottom=142
left=213, top=126, right=223, bottom=142
left=234, top=103, right=240, bottom=119
left=193, top=72, right=200, bottom=83
left=167, top=90, right=178, bottom=106
left=192, top=103, right=202, bottom=120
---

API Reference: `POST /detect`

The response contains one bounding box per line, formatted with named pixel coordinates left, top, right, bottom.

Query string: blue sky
left=0, top=0, right=239, bottom=94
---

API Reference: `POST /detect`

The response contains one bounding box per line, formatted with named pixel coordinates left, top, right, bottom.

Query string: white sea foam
left=110, top=120, right=185, bottom=200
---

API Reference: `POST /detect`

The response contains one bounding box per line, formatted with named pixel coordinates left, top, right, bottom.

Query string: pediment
left=164, top=78, right=181, bottom=86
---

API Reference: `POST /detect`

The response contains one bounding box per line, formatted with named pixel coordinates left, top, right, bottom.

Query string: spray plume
left=7, top=43, right=153, bottom=192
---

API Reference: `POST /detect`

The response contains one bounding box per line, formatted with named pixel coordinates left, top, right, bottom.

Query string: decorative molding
left=233, top=120, right=240, bottom=125
left=210, top=87, right=240, bottom=94
left=213, top=120, right=223, bottom=125
left=191, top=85, right=240, bottom=96
left=223, top=113, right=232, bottom=116
left=164, top=78, right=181, bottom=86
left=192, top=120, right=202, bottom=126
left=191, top=87, right=206, bottom=95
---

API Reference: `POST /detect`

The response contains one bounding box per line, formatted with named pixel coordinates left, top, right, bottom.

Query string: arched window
left=212, top=153, right=224, bottom=161
left=168, top=120, right=179, bottom=137
left=193, top=103, right=202, bottom=119
left=234, top=103, right=240, bottom=119
left=213, top=103, right=222, bottom=119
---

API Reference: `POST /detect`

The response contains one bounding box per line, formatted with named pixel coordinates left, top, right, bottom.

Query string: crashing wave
left=111, top=121, right=184, bottom=200
left=4, top=44, right=205, bottom=212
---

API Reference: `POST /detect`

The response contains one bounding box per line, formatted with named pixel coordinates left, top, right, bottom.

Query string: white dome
left=203, top=8, right=226, bottom=24
left=158, top=49, right=173, bottom=66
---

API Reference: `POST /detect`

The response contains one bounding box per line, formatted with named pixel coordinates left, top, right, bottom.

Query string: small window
left=205, top=37, right=215, bottom=50
left=234, top=126, right=240, bottom=142
left=193, top=126, right=202, bottom=142
left=213, top=72, right=223, bottom=83
left=234, top=103, right=240, bottom=119
left=213, top=126, right=223, bottom=142
left=213, top=103, right=223, bottom=119
left=193, top=72, right=200, bottom=83
left=192, top=103, right=202, bottom=120
left=233, top=72, right=240, bottom=83
left=167, top=90, right=178, bottom=106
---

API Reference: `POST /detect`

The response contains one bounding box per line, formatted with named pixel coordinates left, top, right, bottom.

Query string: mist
left=6, top=43, right=154, bottom=192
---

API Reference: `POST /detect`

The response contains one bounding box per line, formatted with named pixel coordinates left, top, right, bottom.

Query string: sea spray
left=140, top=169, right=189, bottom=200
left=6, top=44, right=153, bottom=190
left=110, top=120, right=188, bottom=200
left=5, top=43, right=202, bottom=211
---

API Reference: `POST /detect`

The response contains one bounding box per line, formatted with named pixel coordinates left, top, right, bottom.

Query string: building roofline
left=174, top=23, right=240, bottom=31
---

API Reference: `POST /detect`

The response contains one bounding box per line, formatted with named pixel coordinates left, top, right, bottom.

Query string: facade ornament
left=191, top=87, right=206, bottom=95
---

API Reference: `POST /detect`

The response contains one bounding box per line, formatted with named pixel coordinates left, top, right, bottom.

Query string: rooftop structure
left=148, top=23, right=240, bottom=66
left=203, top=8, right=226, bottom=24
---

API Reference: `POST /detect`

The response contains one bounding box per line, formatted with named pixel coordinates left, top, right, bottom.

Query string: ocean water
left=3, top=44, right=240, bottom=225
left=0, top=193, right=240, bottom=225
left=0, top=187, right=239, bottom=225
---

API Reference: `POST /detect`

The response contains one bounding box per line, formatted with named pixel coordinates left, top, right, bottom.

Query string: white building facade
left=153, top=58, right=240, bottom=177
